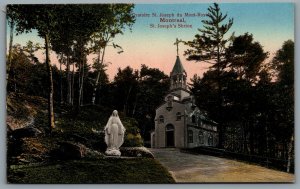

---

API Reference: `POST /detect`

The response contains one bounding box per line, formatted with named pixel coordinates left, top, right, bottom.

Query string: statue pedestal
left=105, top=149, right=121, bottom=156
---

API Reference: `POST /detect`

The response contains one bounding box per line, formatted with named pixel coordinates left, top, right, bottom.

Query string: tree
left=50, top=5, right=79, bottom=105
left=184, top=3, right=233, bottom=66
left=7, top=44, right=33, bottom=93
left=68, top=5, right=114, bottom=110
left=86, top=65, right=110, bottom=106
left=6, top=43, right=63, bottom=100
left=190, top=33, right=270, bottom=154
left=222, top=33, right=269, bottom=154
left=133, top=65, right=169, bottom=140
left=271, top=40, right=294, bottom=172
left=6, top=6, right=20, bottom=92
left=113, top=66, right=139, bottom=117
left=90, top=4, right=135, bottom=105
left=9, top=5, right=65, bottom=131
left=103, top=65, right=169, bottom=141
left=224, top=33, right=268, bottom=83
left=184, top=3, right=233, bottom=148
left=22, top=40, right=41, bottom=64
left=272, top=40, right=294, bottom=86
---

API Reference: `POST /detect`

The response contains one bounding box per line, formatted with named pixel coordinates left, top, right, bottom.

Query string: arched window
left=188, top=130, right=193, bottom=143
left=165, top=124, right=174, bottom=131
left=179, top=76, right=182, bottom=82
left=176, top=112, right=181, bottom=121
left=198, top=131, right=204, bottom=144
left=158, top=115, right=164, bottom=124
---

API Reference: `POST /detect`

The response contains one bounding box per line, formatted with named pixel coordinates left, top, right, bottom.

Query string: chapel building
left=151, top=52, right=219, bottom=148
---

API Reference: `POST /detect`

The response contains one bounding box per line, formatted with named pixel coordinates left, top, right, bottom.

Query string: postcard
left=6, top=2, right=294, bottom=183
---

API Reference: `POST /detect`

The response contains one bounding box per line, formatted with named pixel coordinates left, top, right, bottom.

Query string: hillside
left=6, top=93, right=174, bottom=183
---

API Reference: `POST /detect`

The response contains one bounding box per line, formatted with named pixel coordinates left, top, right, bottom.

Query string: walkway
left=149, top=148, right=295, bottom=183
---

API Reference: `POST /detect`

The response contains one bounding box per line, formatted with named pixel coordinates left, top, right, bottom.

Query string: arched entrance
left=165, top=124, right=175, bottom=147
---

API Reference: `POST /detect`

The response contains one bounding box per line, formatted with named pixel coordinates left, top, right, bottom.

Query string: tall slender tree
left=51, top=5, right=74, bottom=104
left=10, top=4, right=63, bottom=131
left=271, top=40, right=294, bottom=172
left=184, top=3, right=233, bottom=148
left=70, top=5, right=111, bottom=110
left=90, top=4, right=135, bottom=105
left=6, top=6, right=20, bottom=92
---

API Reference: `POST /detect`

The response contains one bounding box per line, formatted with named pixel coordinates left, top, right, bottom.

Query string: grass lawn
left=8, top=158, right=175, bottom=184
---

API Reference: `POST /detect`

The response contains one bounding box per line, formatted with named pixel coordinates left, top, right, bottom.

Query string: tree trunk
left=123, top=85, right=132, bottom=117
left=216, top=58, right=223, bottom=149
left=249, top=121, right=254, bottom=155
left=216, top=17, right=224, bottom=149
left=7, top=19, right=14, bottom=80
left=243, top=122, right=249, bottom=154
left=7, top=19, right=17, bottom=92
left=66, top=54, right=72, bottom=104
left=265, top=120, right=269, bottom=167
left=59, top=53, right=63, bottom=105
left=45, top=34, right=55, bottom=131
left=132, top=94, right=138, bottom=116
left=77, top=57, right=82, bottom=110
left=71, top=63, right=75, bottom=105
left=78, top=45, right=85, bottom=110
left=80, top=60, right=85, bottom=105
left=92, top=46, right=106, bottom=105
left=287, top=135, right=294, bottom=173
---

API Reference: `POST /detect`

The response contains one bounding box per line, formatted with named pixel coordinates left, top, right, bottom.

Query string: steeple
left=171, top=56, right=186, bottom=75
left=170, top=38, right=187, bottom=90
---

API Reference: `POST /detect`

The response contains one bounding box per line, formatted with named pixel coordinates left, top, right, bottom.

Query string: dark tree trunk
left=123, top=85, right=132, bottom=117
left=132, top=94, right=138, bottom=116
left=287, top=135, right=294, bottom=172
left=59, top=53, right=63, bottom=105
left=77, top=58, right=82, bottom=111
left=216, top=14, right=224, bottom=149
left=7, top=19, right=17, bottom=92
left=92, top=46, right=106, bottom=105
left=7, top=19, right=14, bottom=72
left=249, top=121, right=254, bottom=155
left=71, top=63, right=75, bottom=105
left=77, top=44, right=85, bottom=111
left=45, top=33, right=55, bottom=131
left=7, top=19, right=14, bottom=79
left=66, top=54, right=72, bottom=104
left=80, top=60, right=85, bottom=105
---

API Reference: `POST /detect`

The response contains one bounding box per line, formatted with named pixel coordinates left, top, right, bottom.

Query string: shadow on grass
left=8, top=158, right=175, bottom=184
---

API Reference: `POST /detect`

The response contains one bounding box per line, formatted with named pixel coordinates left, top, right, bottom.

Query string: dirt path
left=149, top=148, right=295, bottom=183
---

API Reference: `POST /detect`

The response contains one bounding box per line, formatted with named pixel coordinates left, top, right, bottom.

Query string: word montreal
left=160, top=17, right=186, bottom=23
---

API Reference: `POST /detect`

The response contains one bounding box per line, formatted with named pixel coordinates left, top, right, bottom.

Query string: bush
left=123, top=133, right=143, bottom=147
left=122, top=117, right=144, bottom=147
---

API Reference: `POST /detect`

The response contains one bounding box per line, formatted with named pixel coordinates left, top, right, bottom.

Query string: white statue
left=104, top=110, right=126, bottom=156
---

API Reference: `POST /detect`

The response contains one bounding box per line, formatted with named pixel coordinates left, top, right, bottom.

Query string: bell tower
left=170, top=38, right=187, bottom=91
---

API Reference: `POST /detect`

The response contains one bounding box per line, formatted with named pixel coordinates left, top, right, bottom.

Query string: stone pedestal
left=105, top=149, right=121, bottom=156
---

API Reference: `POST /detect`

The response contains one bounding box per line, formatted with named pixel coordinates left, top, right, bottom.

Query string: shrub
left=123, top=133, right=143, bottom=147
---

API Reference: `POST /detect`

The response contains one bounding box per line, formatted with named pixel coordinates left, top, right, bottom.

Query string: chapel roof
left=171, top=56, right=186, bottom=75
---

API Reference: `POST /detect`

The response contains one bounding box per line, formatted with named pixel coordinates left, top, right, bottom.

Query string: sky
left=6, top=3, right=294, bottom=81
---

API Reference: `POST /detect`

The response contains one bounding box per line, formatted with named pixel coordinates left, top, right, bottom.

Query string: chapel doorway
left=165, top=124, right=175, bottom=147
